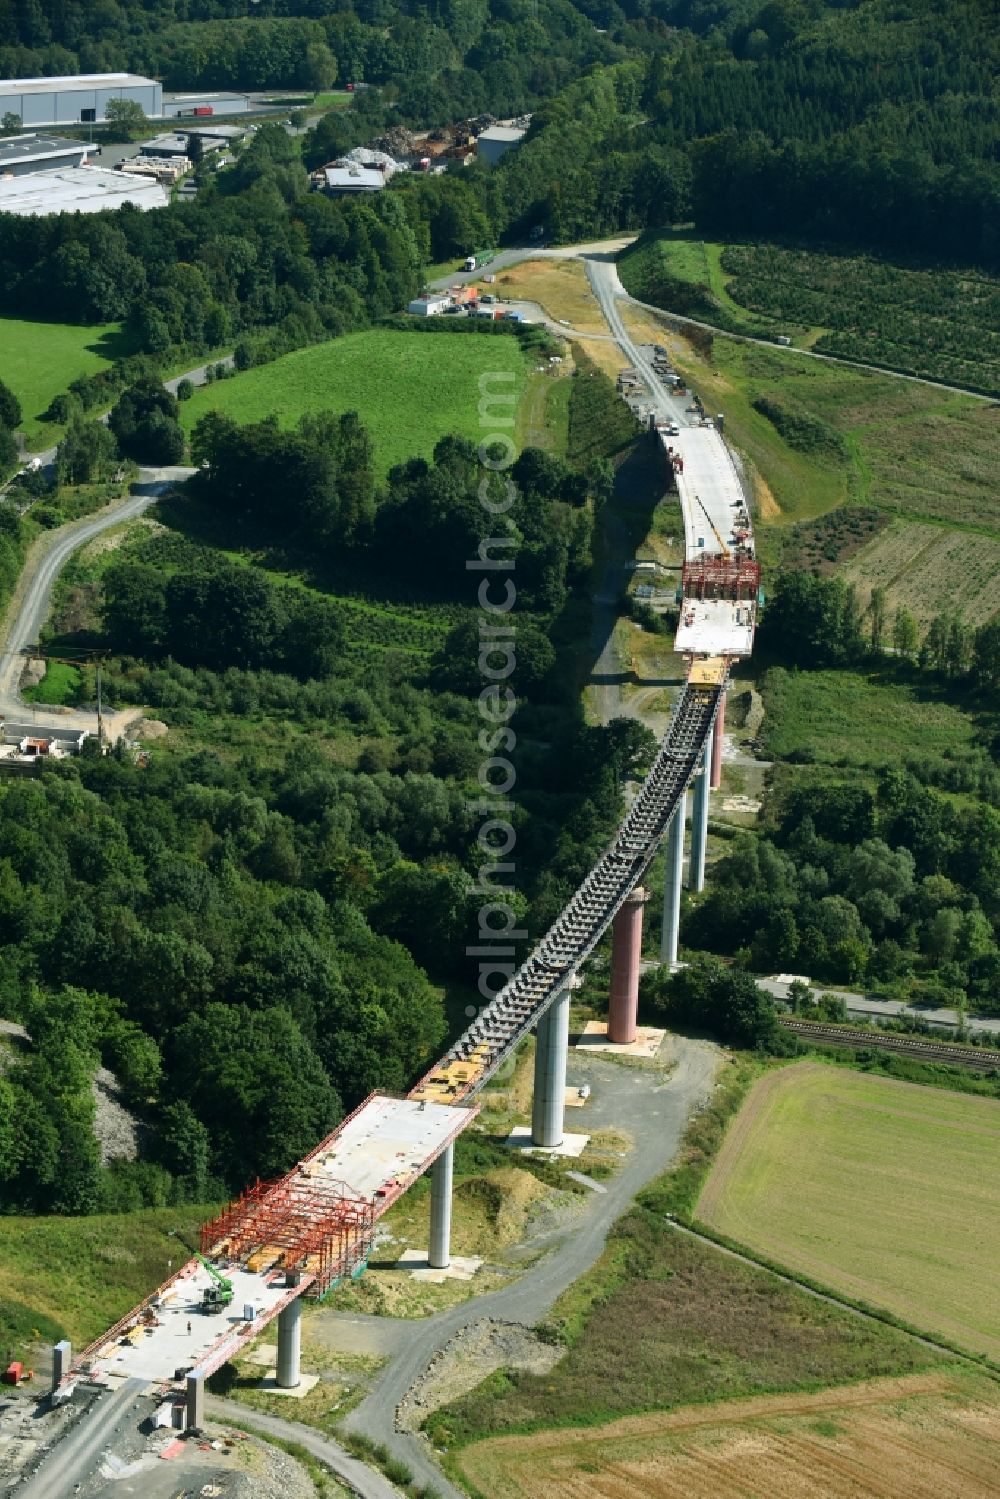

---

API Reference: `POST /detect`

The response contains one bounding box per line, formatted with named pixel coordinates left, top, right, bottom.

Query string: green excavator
left=171, top=1230, right=234, bottom=1313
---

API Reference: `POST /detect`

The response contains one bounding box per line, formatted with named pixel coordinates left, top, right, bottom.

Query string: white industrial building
left=0, top=133, right=90, bottom=176
left=0, top=73, right=163, bottom=128
left=477, top=124, right=527, bottom=165
left=407, top=295, right=452, bottom=316
left=0, top=165, right=168, bottom=216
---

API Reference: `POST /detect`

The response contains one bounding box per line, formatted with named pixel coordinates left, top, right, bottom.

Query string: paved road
left=0, top=467, right=194, bottom=737
left=18, top=1378, right=146, bottom=1499
left=206, top=1397, right=404, bottom=1499
left=759, top=977, right=1000, bottom=1039
left=342, top=1040, right=720, bottom=1497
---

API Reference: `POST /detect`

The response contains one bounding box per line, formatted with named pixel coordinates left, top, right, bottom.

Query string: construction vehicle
left=170, top=1230, right=234, bottom=1313
left=197, top=1255, right=234, bottom=1313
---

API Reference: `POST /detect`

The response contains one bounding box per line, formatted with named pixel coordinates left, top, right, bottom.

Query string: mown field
left=0, top=1205, right=215, bottom=1361
left=697, top=1063, right=1000, bottom=1358
left=0, top=317, right=134, bottom=445
left=180, top=329, right=532, bottom=476
left=455, top=1372, right=1000, bottom=1499
left=618, top=232, right=1000, bottom=394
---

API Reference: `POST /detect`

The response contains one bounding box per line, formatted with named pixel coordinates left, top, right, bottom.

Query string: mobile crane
left=170, top=1230, right=234, bottom=1313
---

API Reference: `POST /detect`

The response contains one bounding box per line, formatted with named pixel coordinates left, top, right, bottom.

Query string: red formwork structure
left=681, top=555, right=760, bottom=601
left=201, top=1173, right=376, bottom=1296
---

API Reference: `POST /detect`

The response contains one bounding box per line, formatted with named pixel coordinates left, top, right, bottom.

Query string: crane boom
left=696, top=494, right=730, bottom=558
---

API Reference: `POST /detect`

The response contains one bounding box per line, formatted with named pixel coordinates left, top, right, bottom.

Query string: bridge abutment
left=428, top=1140, right=454, bottom=1270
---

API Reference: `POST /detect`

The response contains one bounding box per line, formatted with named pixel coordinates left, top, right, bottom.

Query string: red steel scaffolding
left=681, top=555, right=760, bottom=601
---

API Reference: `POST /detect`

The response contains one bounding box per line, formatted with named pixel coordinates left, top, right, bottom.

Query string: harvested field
left=454, top=1372, right=1000, bottom=1499
left=841, top=518, right=1000, bottom=626
left=697, top=1063, right=1000, bottom=1357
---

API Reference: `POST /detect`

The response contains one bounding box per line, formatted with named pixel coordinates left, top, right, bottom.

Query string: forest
left=0, top=379, right=650, bottom=1216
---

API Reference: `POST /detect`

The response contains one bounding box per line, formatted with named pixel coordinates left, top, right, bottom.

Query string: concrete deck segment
left=667, top=426, right=748, bottom=560
left=674, top=597, right=754, bottom=656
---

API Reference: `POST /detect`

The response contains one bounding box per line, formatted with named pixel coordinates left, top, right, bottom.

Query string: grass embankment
left=427, top=1056, right=940, bottom=1472
left=697, top=1062, right=1000, bottom=1359
left=0, top=317, right=136, bottom=445
left=0, top=1205, right=215, bottom=1362
left=180, top=329, right=532, bottom=477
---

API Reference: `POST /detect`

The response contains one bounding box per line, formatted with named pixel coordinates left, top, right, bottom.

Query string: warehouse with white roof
left=0, top=73, right=162, bottom=128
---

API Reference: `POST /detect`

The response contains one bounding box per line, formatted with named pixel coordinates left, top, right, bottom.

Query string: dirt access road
left=341, top=1039, right=721, bottom=1499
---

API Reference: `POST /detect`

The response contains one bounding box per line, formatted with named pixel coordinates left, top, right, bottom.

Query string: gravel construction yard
left=697, top=1062, right=1000, bottom=1358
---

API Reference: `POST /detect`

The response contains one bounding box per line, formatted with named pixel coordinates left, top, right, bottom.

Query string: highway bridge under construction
left=51, top=327, right=757, bottom=1435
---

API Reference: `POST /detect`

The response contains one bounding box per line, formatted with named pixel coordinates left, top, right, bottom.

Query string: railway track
left=783, top=1018, right=1000, bottom=1071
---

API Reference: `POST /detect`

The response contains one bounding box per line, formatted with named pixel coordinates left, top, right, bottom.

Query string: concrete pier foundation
left=428, top=1140, right=454, bottom=1270
left=532, top=985, right=571, bottom=1148
left=661, top=798, right=685, bottom=966
left=608, top=887, right=648, bottom=1044
left=710, top=694, right=726, bottom=790
left=689, top=747, right=710, bottom=893
left=50, top=1339, right=71, bottom=1395
left=276, top=1295, right=302, bottom=1390
left=185, top=1371, right=204, bottom=1432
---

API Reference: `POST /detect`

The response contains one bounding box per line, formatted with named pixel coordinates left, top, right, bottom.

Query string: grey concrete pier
left=428, top=1140, right=454, bottom=1269
left=276, top=1295, right=302, bottom=1389
left=532, top=985, right=571, bottom=1148
left=661, top=795, right=686, bottom=965
left=185, top=1370, right=205, bottom=1432
left=50, top=1339, right=71, bottom=1396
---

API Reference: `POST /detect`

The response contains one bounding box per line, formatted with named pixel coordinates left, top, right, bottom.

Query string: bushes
left=751, top=392, right=847, bottom=459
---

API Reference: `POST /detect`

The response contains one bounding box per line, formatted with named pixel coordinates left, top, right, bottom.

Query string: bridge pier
left=608, top=887, right=648, bottom=1043
left=276, top=1294, right=302, bottom=1389
left=661, top=797, right=685, bottom=967
left=428, top=1140, right=454, bottom=1270
left=532, top=985, right=571, bottom=1148
left=50, top=1339, right=71, bottom=1396
left=710, top=693, right=726, bottom=790
left=689, top=746, right=710, bottom=893
left=185, top=1370, right=205, bottom=1432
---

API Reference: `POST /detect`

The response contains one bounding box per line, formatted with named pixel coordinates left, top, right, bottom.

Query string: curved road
left=205, top=1397, right=404, bottom=1499
left=0, top=467, right=193, bottom=736
left=432, top=240, right=993, bottom=405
